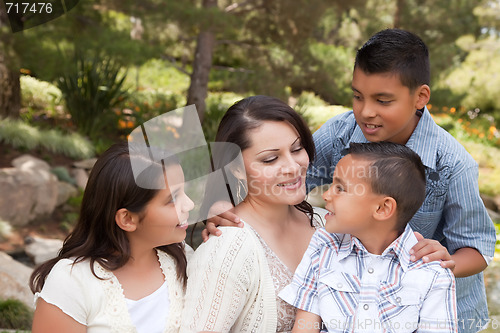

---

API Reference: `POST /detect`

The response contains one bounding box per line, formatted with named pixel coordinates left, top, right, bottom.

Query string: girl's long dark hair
left=30, top=142, right=187, bottom=293
left=203, top=95, right=317, bottom=226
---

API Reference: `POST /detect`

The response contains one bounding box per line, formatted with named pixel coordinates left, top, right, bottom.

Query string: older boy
left=307, top=29, right=495, bottom=333
left=280, top=142, right=457, bottom=332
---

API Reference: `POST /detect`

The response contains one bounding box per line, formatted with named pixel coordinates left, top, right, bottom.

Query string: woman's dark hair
left=30, top=142, right=187, bottom=293
left=213, top=95, right=317, bottom=225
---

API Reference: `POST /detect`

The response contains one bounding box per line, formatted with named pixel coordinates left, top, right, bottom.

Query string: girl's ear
left=373, top=197, right=397, bottom=221
left=115, top=208, right=138, bottom=232
left=415, top=84, right=431, bottom=109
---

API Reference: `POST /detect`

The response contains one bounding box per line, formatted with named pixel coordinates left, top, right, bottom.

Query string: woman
left=30, top=142, right=194, bottom=333
left=181, top=96, right=326, bottom=332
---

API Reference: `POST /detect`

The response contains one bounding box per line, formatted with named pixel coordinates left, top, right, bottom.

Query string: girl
left=30, top=142, right=194, bottom=333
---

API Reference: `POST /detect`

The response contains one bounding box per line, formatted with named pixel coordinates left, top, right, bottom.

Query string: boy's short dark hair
left=354, top=28, right=430, bottom=92
left=348, top=142, right=426, bottom=231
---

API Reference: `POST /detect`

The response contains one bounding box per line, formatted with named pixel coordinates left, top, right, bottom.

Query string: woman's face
left=241, top=121, right=309, bottom=206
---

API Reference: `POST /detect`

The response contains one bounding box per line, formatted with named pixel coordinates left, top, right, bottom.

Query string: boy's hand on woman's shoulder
left=410, top=232, right=456, bottom=272
left=201, top=201, right=244, bottom=242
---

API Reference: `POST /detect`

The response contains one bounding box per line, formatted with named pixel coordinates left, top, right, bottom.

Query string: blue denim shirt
left=307, top=107, right=496, bottom=333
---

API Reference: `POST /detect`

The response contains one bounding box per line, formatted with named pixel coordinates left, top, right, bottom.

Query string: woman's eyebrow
left=256, top=137, right=300, bottom=155
left=256, top=148, right=279, bottom=155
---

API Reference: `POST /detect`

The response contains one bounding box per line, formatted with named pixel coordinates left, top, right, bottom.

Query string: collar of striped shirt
left=334, top=224, right=418, bottom=272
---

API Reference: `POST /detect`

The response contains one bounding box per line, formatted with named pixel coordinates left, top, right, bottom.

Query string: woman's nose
left=281, top=154, right=301, bottom=175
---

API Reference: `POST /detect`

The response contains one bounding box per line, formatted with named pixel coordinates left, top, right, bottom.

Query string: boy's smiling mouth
left=325, top=208, right=335, bottom=218
left=363, top=123, right=382, bottom=135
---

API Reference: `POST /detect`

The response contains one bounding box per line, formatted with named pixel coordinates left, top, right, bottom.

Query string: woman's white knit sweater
left=181, top=224, right=278, bottom=332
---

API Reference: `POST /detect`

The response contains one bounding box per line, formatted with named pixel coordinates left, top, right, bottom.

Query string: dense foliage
left=1, top=0, right=499, bottom=123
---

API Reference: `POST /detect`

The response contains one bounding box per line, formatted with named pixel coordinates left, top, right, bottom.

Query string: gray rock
left=0, top=156, right=59, bottom=227
left=11, top=154, right=51, bottom=171
left=25, top=236, right=63, bottom=266
left=0, top=251, right=34, bottom=309
left=72, top=158, right=97, bottom=170
left=56, top=181, right=78, bottom=207
left=70, top=168, right=88, bottom=190
left=0, top=219, right=12, bottom=242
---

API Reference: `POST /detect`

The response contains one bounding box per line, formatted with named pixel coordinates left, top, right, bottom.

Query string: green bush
left=433, top=113, right=500, bottom=197
left=125, top=59, right=190, bottom=93
left=303, top=105, right=351, bottom=132
left=20, top=76, right=62, bottom=116
left=295, top=91, right=328, bottom=108
left=458, top=141, right=500, bottom=197
left=0, top=299, right=33, bottom=330
left=293, top=91, right=328, bottom=127
left=0, top=118, right=95, bottom=160
left=437, top=36, right=500, bottom=125
left=58, top=54, right=128, bottom=138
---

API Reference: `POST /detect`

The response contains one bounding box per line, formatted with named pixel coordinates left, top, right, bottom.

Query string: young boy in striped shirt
left=280, top=142, right=457, bottom=332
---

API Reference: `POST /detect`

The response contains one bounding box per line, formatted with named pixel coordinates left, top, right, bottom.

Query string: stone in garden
left=72, top=158, right=97, bottom=170
left=70, top=168, right=89, bottom=190
left=11, top=154, right=51, bottom=171
left=24, top=236, right=63, bottom=266
left=0, top=155, right=58, bottom=227
left=0, top=251, right=34, bottom=308
left=56, top=181, right=78, bottom=207
left=0, top=219, right=12, bottom=242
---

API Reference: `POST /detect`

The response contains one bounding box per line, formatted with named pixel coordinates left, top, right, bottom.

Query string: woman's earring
left=236, top=178, right=247, bottom=204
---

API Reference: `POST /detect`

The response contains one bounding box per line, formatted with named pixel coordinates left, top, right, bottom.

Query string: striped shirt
left=306, top=107, right=496, bottom=333
left=279, top=225, right=457, bottom=333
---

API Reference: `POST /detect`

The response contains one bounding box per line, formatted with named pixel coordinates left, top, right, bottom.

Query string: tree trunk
left=0, top=57, right=21, bottom=119
left=186, top=0, right=217, bottom=123
left=0, top=10, right=21, bottom=119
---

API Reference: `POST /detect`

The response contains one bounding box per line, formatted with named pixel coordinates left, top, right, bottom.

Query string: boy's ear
left=115, top=208, right=138, bottom=232
left=373, top=197, right=397, bottom=221
left=414, top=84, right=431, bottom=109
